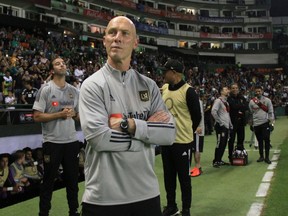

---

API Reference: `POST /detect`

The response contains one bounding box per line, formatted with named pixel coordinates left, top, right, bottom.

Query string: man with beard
left=249, top=86, right=274, bottom=164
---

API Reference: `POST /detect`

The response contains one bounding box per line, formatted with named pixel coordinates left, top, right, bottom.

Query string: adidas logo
left=52, top=95, right=56, bottom=99
left=182, top=152, right=187, bottom=156
left=110, top=94, right=115, bottom=101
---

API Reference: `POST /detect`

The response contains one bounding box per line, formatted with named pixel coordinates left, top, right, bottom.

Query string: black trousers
left=161, top=143, right=192, bottom=210
left=254, top=122, right=271, bottom=158
left=214, top=123, right=229, bottom=163
left=204, top=113, right=213, bottom=134
left=81, top=196, right=161, bottom=216
left=39, top=141, right=79, bottom=216
left=228, top=122, right=245, bottom=159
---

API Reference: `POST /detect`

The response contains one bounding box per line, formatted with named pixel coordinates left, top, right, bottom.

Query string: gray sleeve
left=79, top=80, right=132, bottom=152
left=134, top=82, right=176, bottom=145
left=211, top=99, right=220, bottom=124
left=199, top=100, right=205, bottom=129
left=267, top=99, right=274, bottom=122
left=132, top=81, right=176, bottom=146
left=74, top=89, right=80, bottom=113
left=32, top=86, right=48, bottom=112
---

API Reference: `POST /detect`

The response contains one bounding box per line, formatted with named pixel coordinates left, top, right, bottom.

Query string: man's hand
left=109, top=116, right=122, bottom=131
left=13, top=184, right=21, bottom=192
left=195, top=127, right=202, bottom=134
left=109, top=115, right=136, bottom=134
left=61, top=108, right=76, bottom=119
left=148, top=110, right=170, bottom=123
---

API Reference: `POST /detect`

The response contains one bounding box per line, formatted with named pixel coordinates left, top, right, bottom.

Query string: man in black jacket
left=227, top=83, right=248, bottom=162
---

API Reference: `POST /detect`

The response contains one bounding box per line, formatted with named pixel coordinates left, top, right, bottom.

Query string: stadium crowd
left=0, top=25, right=287, bottom=107
left=0, top=24, right=288, bottom=207
left=0, top=142, right=86, bottom=208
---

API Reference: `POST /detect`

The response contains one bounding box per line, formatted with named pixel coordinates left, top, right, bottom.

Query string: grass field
left=0, top=117, right=287, bottom=216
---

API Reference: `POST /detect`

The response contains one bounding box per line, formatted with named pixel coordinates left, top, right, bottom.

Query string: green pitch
left=1, top=117, right=287, bottom=216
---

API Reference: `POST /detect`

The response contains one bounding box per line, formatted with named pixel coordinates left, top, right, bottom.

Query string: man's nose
left=114, top=32, right=122, bottom=41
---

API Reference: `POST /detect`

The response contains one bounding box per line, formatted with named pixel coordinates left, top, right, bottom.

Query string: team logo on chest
left=139, top=90, right=149, bottom=101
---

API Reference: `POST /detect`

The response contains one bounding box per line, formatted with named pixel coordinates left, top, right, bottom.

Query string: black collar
left=168, top=80, right=185, bottom=91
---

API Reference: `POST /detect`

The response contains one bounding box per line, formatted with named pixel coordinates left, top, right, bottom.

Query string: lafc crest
left=139, top=90, right=149, bottom=101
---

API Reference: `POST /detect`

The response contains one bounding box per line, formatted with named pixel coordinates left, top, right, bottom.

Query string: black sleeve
left=240, top=96, right=249, bottom=112
left=186, top=87, right=201, bottom=132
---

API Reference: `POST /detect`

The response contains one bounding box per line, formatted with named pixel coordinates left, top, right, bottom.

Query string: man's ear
left=133, top=37, right=139, bottom=49
left=103, top=36, right=106, bottom=47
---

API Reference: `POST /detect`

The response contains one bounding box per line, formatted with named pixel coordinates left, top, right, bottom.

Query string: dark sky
left=270, top=0, right=288, bottom=17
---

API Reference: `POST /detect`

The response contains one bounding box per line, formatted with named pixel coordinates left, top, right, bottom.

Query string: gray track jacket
left=79, top=63, right=176, bottom=205
left=249, top=95, right=274, bottom=126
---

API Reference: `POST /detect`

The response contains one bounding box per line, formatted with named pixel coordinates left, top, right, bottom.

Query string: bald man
left=79, top=16, right=176, bottom=216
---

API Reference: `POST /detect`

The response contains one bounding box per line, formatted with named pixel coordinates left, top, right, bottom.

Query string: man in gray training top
left=249, top=86, right=274, bottom=164
left=211, top=86, right=233, bottom=168
left=33, top=57, right=80, bottom=216
left=79, top=16, right=176, bottom=216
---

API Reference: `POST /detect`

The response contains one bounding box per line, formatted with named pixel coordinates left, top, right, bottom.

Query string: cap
left=160, top=59, right=184, bottom=73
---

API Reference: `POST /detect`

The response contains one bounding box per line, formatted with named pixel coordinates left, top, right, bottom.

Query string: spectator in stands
left=0, top=153, right=22, bottom=199
left=23, top=147, right=42, bottom=181
left=4, top=90, right=17, bottom=109
left=21, top=81, right=38, bottom=107
left=33, top=57, right=80, bottom=216
left=79, top=16, right=176, bottom=216
left=9, top=150, right=30, bottom=187
left=72, top=78, right=81, bottom=90
left=2, top=70, right=13, bottom=100
left=73, top=65, right=84, bottom=82
left=33, top=148, right=44, bottom=177
left=22, top=70, right=31, bottom=83
left=13, top=67, right=25, bottom=103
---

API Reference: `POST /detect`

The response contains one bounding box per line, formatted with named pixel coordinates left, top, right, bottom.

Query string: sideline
left=246, top=149, right=281, bottom=216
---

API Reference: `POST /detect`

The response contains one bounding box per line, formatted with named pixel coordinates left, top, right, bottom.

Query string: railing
left=0, top=105, right=34, bottom=125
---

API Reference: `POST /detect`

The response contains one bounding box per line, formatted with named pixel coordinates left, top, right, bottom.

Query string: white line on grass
left=246, top=203, right=264, bottom=216
left=256, top=183, right=270, bottom=197
left=267, top=161, right=278, bottom=170
left=262, top=171, right=274, bottom=182
left=272, top=154, right=280, bottom=161
left=247, top=145, right=280, bottom=216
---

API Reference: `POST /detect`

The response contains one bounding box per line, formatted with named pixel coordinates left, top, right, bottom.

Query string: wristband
left=7, top=187, right=13, bottom=191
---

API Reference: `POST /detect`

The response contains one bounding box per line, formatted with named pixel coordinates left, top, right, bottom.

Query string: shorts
left=191, top=134, right=204, bottom=152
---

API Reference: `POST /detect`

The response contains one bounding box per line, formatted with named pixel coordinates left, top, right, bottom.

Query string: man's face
left=230, top=84, right=239, bottom=95
left=0, top=157, right=8, bottom=169
left=163, top=70, right=175, bottom=85
left=25, top=151, right=32, bottom=160
left=103, top=16, right=138, bottom=64
left=52, top=58, right=67, bottom=76
left=255, top=88, right=263, bottom=98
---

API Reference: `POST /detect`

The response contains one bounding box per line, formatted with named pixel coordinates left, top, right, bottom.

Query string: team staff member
left=161, top=59, right=201, bottom=216
left=211, top=86, right=233, bottom=168
left=249, top=86, right=274, bottom=164
left=190, top=97, right=205, bottom=177
left=33, top=57, right=80, bottom=216
left=79, top=16, right=176, bottom=216
left=227, top=83, right=248, bottom=162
